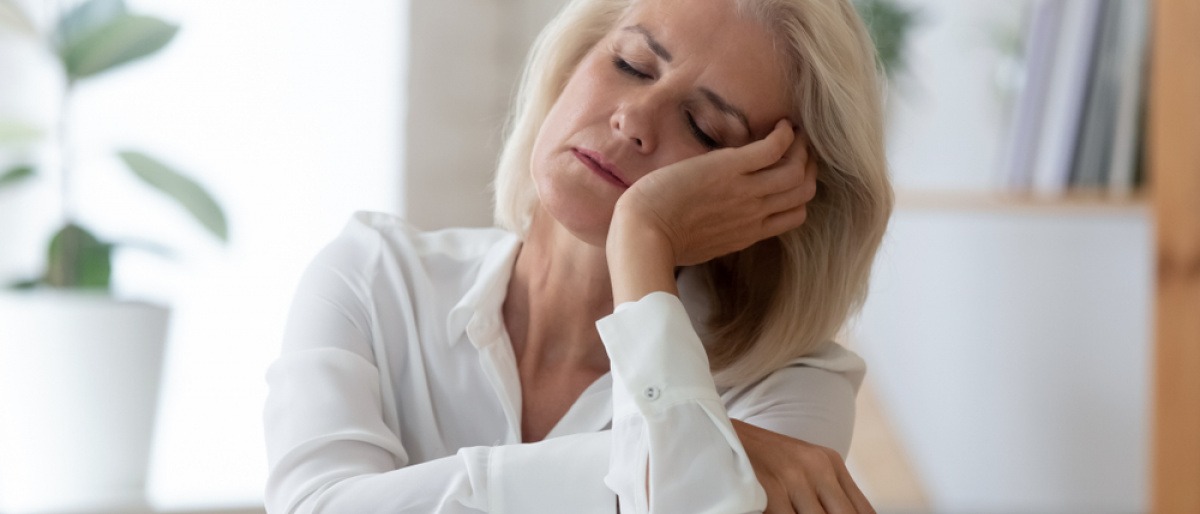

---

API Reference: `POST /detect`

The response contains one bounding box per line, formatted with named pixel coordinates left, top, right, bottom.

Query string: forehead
left=613, top=0, right=791, bottom=132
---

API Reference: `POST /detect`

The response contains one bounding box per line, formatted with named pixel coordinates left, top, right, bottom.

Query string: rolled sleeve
left=597, top=292, right=766, bottom=514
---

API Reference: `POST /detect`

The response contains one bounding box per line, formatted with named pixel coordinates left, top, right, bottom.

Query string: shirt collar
left=443, top=237, right=713, bottom=350
left=444, top=233, right=522, bottom=348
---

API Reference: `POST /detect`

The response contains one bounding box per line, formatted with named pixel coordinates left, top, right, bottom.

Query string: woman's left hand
left=610, top=119, right=818, bottom=268
left=732, top=419, right=875, bottom=514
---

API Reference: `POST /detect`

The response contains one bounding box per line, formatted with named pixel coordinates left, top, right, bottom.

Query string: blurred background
left=0, top=0, right=1162, bottom=512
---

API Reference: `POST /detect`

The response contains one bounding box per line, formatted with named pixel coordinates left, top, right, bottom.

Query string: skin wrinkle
left=700, top=88, right=752, bottom=135
left=623, top=25, right=673, bottom=61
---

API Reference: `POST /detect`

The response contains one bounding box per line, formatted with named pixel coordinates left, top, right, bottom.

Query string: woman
left=264, top=0, right=891, bottom=512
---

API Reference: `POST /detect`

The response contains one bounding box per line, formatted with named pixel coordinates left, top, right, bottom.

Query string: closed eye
left=687, top=113, right=721, bottom=150
left=613, top=57, right=652, bottom=80
left=613, top=56, right=721, bottom=149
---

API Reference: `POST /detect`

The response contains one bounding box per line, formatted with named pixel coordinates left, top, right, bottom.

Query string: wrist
left=606, top=207, right=678, bottom=305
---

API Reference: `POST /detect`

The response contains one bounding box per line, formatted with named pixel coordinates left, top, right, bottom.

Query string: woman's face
left=530, top=0, right=791, bottom=245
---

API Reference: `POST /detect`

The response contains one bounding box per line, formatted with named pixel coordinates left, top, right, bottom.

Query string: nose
left=610, top=95, right=658, bottom=154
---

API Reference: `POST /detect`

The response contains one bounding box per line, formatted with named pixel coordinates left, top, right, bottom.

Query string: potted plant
left=0, top=1, right=226, bottom=512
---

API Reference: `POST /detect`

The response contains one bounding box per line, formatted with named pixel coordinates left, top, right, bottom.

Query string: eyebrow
left=702, top=88, right=750, bottom=135
left=623, top=25, right=673, bottom=62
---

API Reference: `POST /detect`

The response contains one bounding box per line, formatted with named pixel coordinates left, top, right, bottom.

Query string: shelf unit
left=853, top=1, right=1198, bottom=509
left=894, top=189, right=1150, bottom=214
left=1148, top=0, right=1200, bottom=512
left=890, top=1, right=1200, bottom=509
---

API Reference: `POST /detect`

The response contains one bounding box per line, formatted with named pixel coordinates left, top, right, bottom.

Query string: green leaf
left=0, top=165, right=34, bottom=188
left=0, top=119, right=43, bottom=144
left=0, top=0, right=38, bottom=37
left=118, top=150, right=228, bottom=242
left=57, top=0, right=126, bottom=46
left=61, top=14, right=178, bottom=80
left=46, top=223, right=114, bottom=290
left=854, top=0, right=920, bottom=78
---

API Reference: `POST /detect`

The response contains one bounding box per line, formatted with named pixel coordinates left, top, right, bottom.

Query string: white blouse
left=263, top=211, right=866, bottom=514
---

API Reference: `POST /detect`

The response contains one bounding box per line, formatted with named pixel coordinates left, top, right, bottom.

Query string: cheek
left=531, top=63, right=608, bottom=173
left=532, top=95, right=581, bottom=163
left=551, top=57, right=613, bottom=125
left=529, top=103, right=573, bottom=204
left=530, top=102, right=569, bottom=180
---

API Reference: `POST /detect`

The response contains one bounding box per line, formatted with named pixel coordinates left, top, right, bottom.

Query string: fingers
left=787, top=456, right=866, bottom=514
left=762, top=477, right=800, bottom=514
left=815, top=469, right=858, bottom=514
left=647, top=118, right=813, bottom=264
left=713, top=119, right=795, bottom=173
left=760, top=151, right=817, bottom=206
left=758, top=155, right=818, bottom=237
left=753, top=119, right=797, bottom=166
left=785, top=447, right=857, bottom=514
left=821, top=449, right=875, bottom=514
left=789, top=484, right=826, bottom=514
left=762, top=203, right=808, bottom=238
left=834, top=459, right=877, bottom=514
left=778, top=125, right=810, bottom=166
left=750, top=128, right=816, bottom=195
left=740, top=420, right=871, bottom=514
left=761, top=185, right=812, bottom=217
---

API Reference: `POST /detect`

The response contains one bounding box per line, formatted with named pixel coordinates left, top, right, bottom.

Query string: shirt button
left=643, top=386, right=660, bottom=401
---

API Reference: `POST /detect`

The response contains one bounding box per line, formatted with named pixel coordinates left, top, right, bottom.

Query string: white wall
left=402, top=0, right=567, bottom=230
left=853, top=208, right=1150, bottom=512
left=0, top=0, right=405, bottom=509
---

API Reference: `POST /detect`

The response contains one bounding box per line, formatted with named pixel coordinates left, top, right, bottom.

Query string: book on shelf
left=1030, top=0, right=1104, bottom=195
left=1001, top=0, right=1064, bottom=192
left=1105, top=0, right=1150, bottom=197
left=1069, top=0, right=1122, bottom=190
left=999, top=0, right=1149, bottom=197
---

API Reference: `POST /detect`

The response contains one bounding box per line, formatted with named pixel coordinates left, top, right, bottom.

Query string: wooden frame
left=1148, top=0, right=1200, bottom=511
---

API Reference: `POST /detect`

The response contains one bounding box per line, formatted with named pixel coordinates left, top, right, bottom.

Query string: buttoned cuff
left=596, top=292, right=721, bottom=421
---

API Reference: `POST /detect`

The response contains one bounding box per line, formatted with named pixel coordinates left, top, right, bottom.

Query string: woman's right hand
left=732, top=419, right=876, bottom=514
left=611, top=119, right=817, bottom=268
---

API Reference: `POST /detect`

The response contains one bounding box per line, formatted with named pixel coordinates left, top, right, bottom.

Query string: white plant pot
left=0, top=292, right=169, bottom=514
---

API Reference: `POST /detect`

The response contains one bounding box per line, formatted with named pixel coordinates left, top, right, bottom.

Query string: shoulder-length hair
left=494, top=0, right=893, bottom=387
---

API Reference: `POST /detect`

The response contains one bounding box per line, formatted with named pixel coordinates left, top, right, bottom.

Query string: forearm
left=606, top=207, right=678, bottom=305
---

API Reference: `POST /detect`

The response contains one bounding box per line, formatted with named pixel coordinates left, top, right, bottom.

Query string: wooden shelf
left=894, top=189, right=1149, bottom=214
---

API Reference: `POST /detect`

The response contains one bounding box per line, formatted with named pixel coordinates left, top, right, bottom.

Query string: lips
left=572, top=148, right=630, bottom=189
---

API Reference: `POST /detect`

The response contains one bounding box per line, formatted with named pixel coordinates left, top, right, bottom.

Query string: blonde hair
left=494, top=0, right=893, bottom=387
